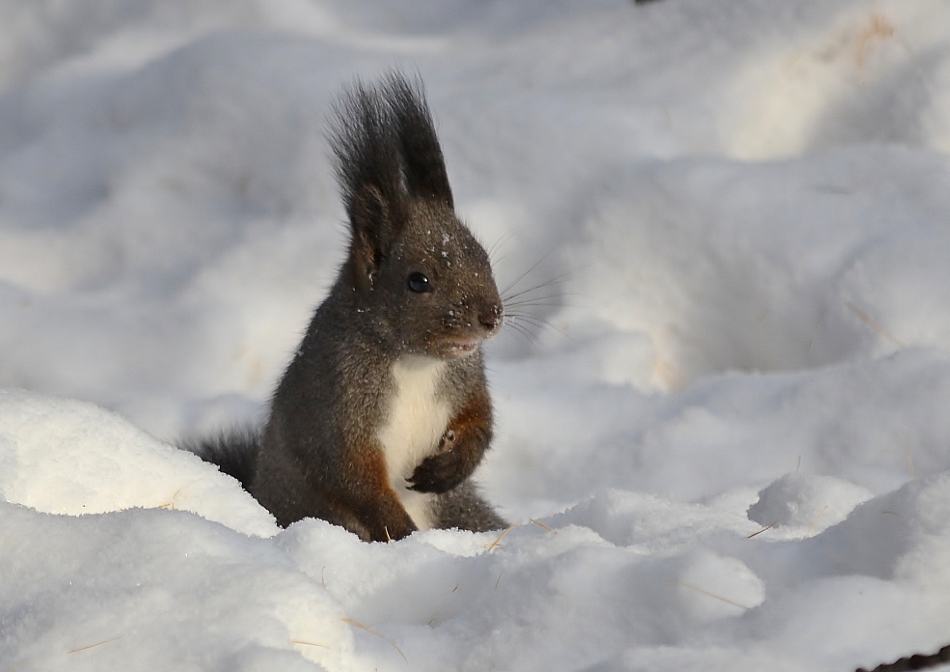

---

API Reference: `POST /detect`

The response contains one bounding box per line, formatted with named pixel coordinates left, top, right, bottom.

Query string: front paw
left=408, top=446, right=467, bottom=494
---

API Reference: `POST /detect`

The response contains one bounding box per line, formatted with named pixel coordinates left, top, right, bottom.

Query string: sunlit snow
left=3, top=1, right=950, bottom=671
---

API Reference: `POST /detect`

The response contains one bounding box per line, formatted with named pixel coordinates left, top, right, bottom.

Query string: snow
left=2, top=1, right=950, bottom=670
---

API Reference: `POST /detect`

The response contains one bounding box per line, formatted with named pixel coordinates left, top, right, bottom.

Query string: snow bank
left=0, top=389, right=276, bottom=536
left=3, top=0, right=950, bottom=671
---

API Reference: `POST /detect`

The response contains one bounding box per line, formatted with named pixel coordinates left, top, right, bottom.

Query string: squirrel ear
left=348, top=184, right=396, bottom=290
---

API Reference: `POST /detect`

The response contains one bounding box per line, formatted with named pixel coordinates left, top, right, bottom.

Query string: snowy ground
left=3, top=1, right=950, bottom=670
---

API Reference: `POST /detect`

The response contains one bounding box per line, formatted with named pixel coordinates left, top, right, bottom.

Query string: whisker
left=505, top=312, right=553, bottom=326
left=498, top=249, right=559, bottom=297
left=504, top=320, right=543, bottom=346
left=503, top=286, right=561, bottom=306
left=504, top=292, right=564, bottom=302
left=507, top=314, right=571, bottom=340
left=505, top=308, right=572, bottom=334
left=487, top=232, right=515, bottom=263
left=504, top=292, right=585, bottom=315
left=504, top=298, right=572, bottom=310
left=502, top=270, right=577, bottom=304
left=503, top=287, right=563, bottom=304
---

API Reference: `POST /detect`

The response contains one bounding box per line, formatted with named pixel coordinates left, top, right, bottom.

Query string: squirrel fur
left=185, top=74, right=507, bottom=541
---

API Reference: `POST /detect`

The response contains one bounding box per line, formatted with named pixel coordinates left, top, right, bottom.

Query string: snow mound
left=815, top=471, right=950, bottom=585
left=748, top=473, right=872, bottom=533
left=0, top=389, right=277, bottom=537
left=675, top=550, right=765, bottom=621
left=0, top=502, right=346, bottom=672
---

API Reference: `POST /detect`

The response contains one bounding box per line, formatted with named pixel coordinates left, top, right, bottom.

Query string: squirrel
left=185, top=74, right=507, bottom=542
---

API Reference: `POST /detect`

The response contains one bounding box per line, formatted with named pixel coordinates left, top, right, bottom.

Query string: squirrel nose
left=479, top=303, right=504, bottom=334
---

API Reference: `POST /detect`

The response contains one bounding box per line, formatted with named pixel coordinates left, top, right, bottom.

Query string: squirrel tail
left=180, top=428, right=259, bottom=489
left=433, top=480, right=508, bottom=533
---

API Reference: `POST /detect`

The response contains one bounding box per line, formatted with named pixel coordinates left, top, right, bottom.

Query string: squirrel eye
left=407, top=272, right=432, bottom=293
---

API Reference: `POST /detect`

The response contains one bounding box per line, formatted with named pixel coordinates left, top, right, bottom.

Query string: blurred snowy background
left=3, top=1, right=950, bottom=671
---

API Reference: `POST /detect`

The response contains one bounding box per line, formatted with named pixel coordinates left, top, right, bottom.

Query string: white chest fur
left=377, top=355, right=451, bottom=530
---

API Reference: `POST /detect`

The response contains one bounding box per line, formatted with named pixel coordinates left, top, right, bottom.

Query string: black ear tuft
left=381, top=74, right=454, bottom=209
left=329, top=73, right=455, bottom=287
left=329, top=73, right=455, bottom=231
left=329, top=79, right=406, bottom=275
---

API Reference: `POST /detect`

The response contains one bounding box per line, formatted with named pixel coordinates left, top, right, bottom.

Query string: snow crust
left=3, top=1, right=950, bottom=670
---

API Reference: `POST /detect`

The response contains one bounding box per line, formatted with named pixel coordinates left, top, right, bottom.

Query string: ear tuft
left=381, top=74, right=454, bottom=209
left=328, top=72, right=455, bottom=268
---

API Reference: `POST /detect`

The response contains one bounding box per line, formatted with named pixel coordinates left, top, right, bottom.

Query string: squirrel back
left=188, top=74, right=506, bottom=541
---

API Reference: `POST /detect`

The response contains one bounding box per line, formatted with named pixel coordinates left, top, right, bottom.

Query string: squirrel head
left=330, top=74, right=503, bottom=359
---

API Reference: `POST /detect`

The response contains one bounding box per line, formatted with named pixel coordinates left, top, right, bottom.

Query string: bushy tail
left=856, top=643, right=950, bottom=672
left=180, top=428, right=259, bottom=489
left=433, top=480, right=507, bottom=533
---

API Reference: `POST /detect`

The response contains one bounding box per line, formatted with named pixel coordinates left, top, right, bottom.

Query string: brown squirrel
left=187, top=74, right=507, bottom=541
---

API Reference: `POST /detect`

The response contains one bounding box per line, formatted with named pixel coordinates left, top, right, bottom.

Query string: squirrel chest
left=377, top=355, right=451, bottom=530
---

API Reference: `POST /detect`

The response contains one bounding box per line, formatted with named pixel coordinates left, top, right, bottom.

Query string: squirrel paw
left=408, top=431, right=468, bottom=493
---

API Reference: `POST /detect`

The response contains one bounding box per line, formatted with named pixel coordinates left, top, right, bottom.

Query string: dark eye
left=407, top=272, right=432, bottom=293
